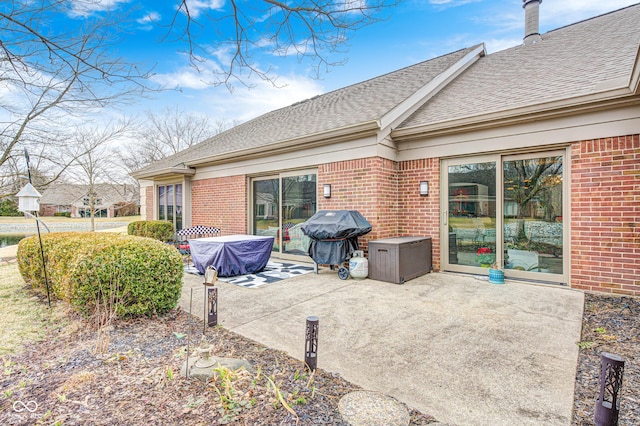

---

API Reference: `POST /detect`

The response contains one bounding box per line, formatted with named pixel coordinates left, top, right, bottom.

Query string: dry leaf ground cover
left=1, top=261, right=638, bottom=425
left=0, top=263, right=434, bottom=425
left=572, top=293, right=639, bottom=425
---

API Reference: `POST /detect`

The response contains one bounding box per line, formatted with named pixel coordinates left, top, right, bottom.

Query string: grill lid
left=300, top=210, right=372, bottom=240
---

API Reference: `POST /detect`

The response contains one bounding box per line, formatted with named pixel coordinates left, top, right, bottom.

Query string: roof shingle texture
left=135, top=46, right=477, bottom=174
left=399, top=4, right=640, bottom=129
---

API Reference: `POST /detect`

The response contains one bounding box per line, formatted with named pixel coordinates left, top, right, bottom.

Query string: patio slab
left=180, top=264, right=584, bottom=426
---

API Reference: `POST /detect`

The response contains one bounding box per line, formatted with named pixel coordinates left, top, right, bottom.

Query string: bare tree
left=65, top=120, right=134, bottom=231
left=119, top=108, right=239, bottom=172
left=171, top=0, right=397, bottom=87
left=504, top=157, right=563, bottom=243
left=0, top=0, right=153, bottom=197
left=1, top=0, right=395, bottom=192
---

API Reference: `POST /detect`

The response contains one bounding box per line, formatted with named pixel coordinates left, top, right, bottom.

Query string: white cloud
left=179, top=0, right=225, bottom=18
left=540, top=0, right=640, bottom=27
left=136, top=11, right=161, bottom=31
left=152, top=67, right=214, bottom=91
left=68, top=0, right=131, bottom=18
left=428, top=0, right=480, bottom=8
left=484, top=37, right=521, bottom=54
left=211, top=74, right=324, bottom=122
left=137, top=11, right=161, bottom=25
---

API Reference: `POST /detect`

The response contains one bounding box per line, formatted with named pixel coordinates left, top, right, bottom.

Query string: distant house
left=39, top=184, right=140, bottom=218
left=132, top=2, right=640, bottom=296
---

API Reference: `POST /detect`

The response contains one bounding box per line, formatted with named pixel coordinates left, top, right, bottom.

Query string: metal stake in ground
left=595, top=352, right=625, bottom=426
left=16, top=148, right=51, bottom=307
left=305, top=316, right=319, bottom=371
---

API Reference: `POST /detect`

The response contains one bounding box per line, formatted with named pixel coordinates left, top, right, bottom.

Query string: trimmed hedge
left=128, top=220, right=175, bottom=242
left=17, top=232, right=183, bottom=318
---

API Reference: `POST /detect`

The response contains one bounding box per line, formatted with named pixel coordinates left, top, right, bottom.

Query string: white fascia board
left=629, top=44, right=640, bottom=94
left=377, top=44, right=486, bottom=137
left=131, top=165, right=196, bottom=180
left=187, top=120, right=380, bottom=168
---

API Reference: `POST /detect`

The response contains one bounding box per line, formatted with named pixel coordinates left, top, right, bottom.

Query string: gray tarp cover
left=300, top=210, right=372, bottom=265
left=189, top=235, right=274, bottom=277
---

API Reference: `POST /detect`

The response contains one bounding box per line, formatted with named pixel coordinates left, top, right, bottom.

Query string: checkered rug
left=184, top=261, right=314, bottom=289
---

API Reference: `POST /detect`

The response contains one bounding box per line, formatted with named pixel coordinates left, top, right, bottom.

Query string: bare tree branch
left=172, top=0, right=397, bottom=87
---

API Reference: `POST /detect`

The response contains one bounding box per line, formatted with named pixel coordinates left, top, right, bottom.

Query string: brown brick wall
left=318, top=158, right=399, bottom=252
left=571, top=134, right=640, bottom=296
left=191, top=176, right=247, bottom=234
left=398, top=158, right=441, bottom=271
left=145, top=186, right=154, bottom=220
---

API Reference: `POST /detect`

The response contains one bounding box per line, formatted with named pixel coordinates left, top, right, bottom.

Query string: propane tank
left=349, top=250, right=368, bottom=280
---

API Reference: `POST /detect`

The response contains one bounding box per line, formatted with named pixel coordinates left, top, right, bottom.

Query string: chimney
left=522, top=0, right=542, bottom=45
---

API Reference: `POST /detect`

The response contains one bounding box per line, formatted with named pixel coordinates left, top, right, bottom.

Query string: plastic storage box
left=368, top=236, right=432, bottom=284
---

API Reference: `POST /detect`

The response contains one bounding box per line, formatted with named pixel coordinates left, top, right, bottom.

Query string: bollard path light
left=305, top=316, right=319, bottom=371
left=595, top=352, right=625, bottom=426
left=203, top=265, right=218, bottom=331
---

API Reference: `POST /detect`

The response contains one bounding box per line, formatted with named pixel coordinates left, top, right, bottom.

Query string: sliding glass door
left=444, top=157, right=498, bottom=271
left=503, top=153, right=564, bottom=279
left=251, top=170, right=316, bottom=259
left=442, top=151, right=566, bottom=283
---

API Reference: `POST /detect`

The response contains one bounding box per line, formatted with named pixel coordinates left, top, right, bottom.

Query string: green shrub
left=53, top=212, right=71, bottom=217
left=128, top=220, right=175, bottom=242
left=17, top=232, right=183, bottom=319
left=0, top=198, right=22, bottom=216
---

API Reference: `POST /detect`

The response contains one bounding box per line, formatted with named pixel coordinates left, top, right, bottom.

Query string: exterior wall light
left=323, top=184, right=331, bottom=198
left=419, top=181, right=429, bottom=196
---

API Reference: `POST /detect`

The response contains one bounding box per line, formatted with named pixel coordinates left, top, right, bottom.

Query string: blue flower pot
left=489, top=268, right=504, bottom=284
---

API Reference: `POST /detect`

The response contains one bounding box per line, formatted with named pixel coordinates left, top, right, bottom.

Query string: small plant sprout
left=184, top=396, right=205, bottom=409
left=593, top=327, right=606, bottom=334
left=166, top=366, right=174, bottom=381
left=577, top=341, right=595, bottom=349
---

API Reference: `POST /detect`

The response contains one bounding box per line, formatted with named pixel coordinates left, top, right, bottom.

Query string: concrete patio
left=180, top=263, right=584, bottom=426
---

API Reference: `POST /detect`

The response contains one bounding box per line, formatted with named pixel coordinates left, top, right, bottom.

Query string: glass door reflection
left=503, top=155, right=563, bottom=275
left=446, top=160, right=497, bottom=270
left=253, top=178, right=280, bottom=252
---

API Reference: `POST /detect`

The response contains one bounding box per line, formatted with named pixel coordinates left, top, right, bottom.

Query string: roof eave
left=131, top=165, right=197, bottom=180
left=391, top=88, right=640, bottom=141
left=187, top=120, right=380, bottom=168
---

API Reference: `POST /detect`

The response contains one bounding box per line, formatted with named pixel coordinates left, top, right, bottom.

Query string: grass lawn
left=0, top=264, right=69, bottom=356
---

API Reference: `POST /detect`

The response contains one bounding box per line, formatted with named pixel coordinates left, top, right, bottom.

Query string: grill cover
left=300, top=210, right=372, bottom=240
left=300, top=210, right=372, bottom=265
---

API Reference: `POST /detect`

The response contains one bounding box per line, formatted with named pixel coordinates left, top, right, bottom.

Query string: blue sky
left=66, top=0, right=640, bottom=124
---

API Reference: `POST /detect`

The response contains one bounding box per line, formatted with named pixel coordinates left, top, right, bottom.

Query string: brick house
left=133, top=2, right=640, bottom=296
left=39, top=184, right=140, bottom=218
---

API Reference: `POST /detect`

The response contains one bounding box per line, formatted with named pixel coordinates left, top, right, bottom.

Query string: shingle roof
left=40, top=184, right=139, bottom=206
left=134, top=45, right=479, bottom=176
left=399, top=4, right=640, bottom=129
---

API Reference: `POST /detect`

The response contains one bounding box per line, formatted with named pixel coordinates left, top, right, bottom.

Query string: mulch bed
left=1, top=292, right=637, bottom=425
left=0, top=307, right=435, bottom=425
left=573, top=293, right=639, bottom=425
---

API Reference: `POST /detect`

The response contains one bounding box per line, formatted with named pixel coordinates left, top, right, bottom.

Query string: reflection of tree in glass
left=504, top=157, right=562, bottom=243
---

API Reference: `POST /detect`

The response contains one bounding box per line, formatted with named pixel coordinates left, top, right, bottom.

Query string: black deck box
left=368, top=236, right=432, bottom=284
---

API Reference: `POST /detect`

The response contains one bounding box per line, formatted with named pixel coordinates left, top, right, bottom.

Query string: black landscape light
left=203, top=266, right=218, bottom=331
left=595, top=352, right=625, bottom=426
left=305, top=316, right=319, bottom=371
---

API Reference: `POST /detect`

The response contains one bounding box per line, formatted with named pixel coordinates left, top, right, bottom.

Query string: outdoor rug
left=184, top=261, right=314, bottom=289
